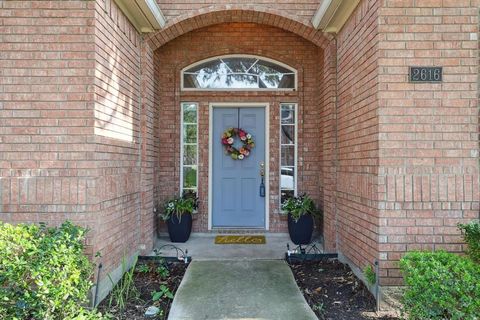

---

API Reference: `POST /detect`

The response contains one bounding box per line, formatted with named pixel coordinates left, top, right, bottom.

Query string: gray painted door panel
left=212, top=107, right=265, bottom=228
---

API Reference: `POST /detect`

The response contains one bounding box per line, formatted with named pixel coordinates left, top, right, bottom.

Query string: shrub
left=400, top=251, right=480, bottom=320
left=458, top=221, right=480, bottom=263
left=0, top=221, right=104, bottom=320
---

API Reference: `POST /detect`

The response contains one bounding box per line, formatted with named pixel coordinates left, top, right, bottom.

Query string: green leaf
left=151, top=291, right=162, bottom=302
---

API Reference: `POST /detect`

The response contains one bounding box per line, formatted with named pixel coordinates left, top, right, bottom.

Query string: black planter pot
left=287, top=213, right=314, bottom=245
left=167, top=213, right=192, bottom=243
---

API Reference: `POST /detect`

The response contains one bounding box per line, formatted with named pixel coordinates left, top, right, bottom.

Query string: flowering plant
left=160, top=196, right=196, bottom=222
left=221, top=127, right=255, bottom=160
left=281, top=194, right=319, bottom=222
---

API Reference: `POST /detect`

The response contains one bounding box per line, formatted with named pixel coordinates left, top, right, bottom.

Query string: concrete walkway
left=168, top=260, right=317, bottom=320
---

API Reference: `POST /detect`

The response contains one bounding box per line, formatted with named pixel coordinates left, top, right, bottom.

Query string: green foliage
left=458, top=221, right=480, bottom=263
left=136, top=264, right=150, bottom=273
left=184, top=169, right=197, bottom=189
left=363, top=265, right=376, bottom=286
left=400, top=251, right=480, bottom=320
left=156, top=264, right=170, bottom=279
left=160, top=196, right=196, bottom=221
left=151, top=285, right=173, bottom=302
left=65, top=308, right=108, bottom=320
left=107, top=256, right=139, bottom=312
left=0, top=221, right=103, bottom=320
left=280, top=194, right=319, bottom=222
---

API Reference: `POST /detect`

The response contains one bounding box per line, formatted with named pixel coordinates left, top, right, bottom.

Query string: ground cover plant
left=98, top=259, right=187, bottom=319
left=0, top=221, right=104, bottom=320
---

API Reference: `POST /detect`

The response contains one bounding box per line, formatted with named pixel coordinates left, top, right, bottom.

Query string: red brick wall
left=93, top=0, right=156, bottom=274
left=335, top=0, right=381, bottom=271
left=154, top=22, right=323, bottom=232
left=146, top=5, right=329, bottom=49
left=320, top=40, right=338, bottom=252
left=377, top=0, right=479, bottom=286
left=0, top=0, right=97, bottom=251
left=156, top=0, right=320, bottom=25
left=0, top=0, right=156, bottom=278
left=2, top=0, right=479, bottom=289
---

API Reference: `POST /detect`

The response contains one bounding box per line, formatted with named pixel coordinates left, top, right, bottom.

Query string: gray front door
left=212, top=107, right=266, bottom=228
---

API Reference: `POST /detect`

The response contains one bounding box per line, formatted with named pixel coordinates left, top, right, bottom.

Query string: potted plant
left=281, top=194, right=319, bottom=245
left=160, top=196, right=196, bottom=242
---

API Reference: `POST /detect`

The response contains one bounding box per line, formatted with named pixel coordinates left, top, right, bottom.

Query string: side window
left=280, top=103, right=297, bottom=206
left=180, top=103, right=198, bottom=199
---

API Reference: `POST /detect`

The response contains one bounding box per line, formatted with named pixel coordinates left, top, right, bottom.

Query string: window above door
left=182, top=55, right=297, bottom=91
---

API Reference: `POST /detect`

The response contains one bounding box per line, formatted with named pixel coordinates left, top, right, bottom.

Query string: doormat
left=214, top=235, right=266, bottom=245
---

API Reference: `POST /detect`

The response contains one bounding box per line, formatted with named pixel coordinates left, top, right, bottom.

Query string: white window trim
left=180, top=102, right=199, bottom=196
left=181, top=54, right=298, bottom=92
left=279, top=103, right=298, bottom=209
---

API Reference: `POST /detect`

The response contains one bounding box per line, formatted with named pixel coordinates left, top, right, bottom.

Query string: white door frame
left=208, top=102, right=270, bottom=230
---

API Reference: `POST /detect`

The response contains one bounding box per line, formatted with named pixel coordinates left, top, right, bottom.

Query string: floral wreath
left=221, top=128, right=255, bottom=160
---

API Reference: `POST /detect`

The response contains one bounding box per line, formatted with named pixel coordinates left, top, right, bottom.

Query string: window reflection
left=183, top=56, right=296, bottom=90
left=280, top=103, right=297, bottom=207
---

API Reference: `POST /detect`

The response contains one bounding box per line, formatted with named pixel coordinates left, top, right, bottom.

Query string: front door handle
left=259, top=161, right=265, bottom=197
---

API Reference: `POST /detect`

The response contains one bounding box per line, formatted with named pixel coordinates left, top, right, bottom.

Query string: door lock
left=259, top=162, right=265, bottom=197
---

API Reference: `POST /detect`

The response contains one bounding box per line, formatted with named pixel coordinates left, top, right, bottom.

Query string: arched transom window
left=182, top=55, right=297, bottom=90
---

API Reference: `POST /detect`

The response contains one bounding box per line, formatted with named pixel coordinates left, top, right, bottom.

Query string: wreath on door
left=221, top=128, right=255, bottom=160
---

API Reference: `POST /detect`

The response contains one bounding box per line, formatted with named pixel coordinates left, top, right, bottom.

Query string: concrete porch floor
left=152, top=233, right=324, bottom=260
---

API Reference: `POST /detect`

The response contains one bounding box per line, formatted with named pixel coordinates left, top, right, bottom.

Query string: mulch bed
left=288, top=259, right=400, bottom=320
left=98, top=260, right=188, bottom=319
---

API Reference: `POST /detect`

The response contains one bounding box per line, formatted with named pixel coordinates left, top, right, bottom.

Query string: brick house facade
left=1, top=0, right=478, bottom=304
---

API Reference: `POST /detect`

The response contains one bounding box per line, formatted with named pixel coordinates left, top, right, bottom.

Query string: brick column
left=377, top=0, right=479, bottom=286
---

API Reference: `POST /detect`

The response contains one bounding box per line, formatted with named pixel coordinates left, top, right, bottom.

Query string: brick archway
left=146, top=5, right=330, bottom=49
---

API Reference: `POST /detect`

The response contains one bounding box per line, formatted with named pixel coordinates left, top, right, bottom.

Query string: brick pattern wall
left=0, top=0, right=97, bottom=253
left=0, top=0, right=157, bottom=278
left=154, top=22, right=323, bottom=232
left=2, top=0, right=478, bottom=288
left=335, top=0, right=381, bottom=271
left=320, top=40, right=338, bottom=252
left=377, top=0, right=479, bottom=285
left=156, top=0, right=321, bottom=25
left=139, top=42, right=157, bottom=252
left=146, top=5, right=329, bottom=50
left=93, top=0, right=156, bottom=273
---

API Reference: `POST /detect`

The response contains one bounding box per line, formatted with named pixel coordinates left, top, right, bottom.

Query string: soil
left=98, top=260, right=188, bottom=319
left=288, top=259, right=400, bottom=320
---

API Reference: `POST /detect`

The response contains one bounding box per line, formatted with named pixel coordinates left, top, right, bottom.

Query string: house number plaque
left=409, top=66, right=442, bottom=82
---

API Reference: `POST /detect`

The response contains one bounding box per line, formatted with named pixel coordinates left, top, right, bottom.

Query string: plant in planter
left=182, top=189, right=199, bottom=213
left=281, top=194, right=320, bottom=245
left=160, top=196, right=196, bottom=243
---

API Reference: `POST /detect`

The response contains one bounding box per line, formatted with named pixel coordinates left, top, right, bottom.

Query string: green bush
left=0, top=221, right=104, bottom=320
left=400, top=251, right=480, bottom=320
left=458, top=221, right=480, bottom=263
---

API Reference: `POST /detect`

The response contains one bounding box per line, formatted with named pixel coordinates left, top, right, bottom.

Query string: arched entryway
left=147, top=8, right=337, bottom=252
